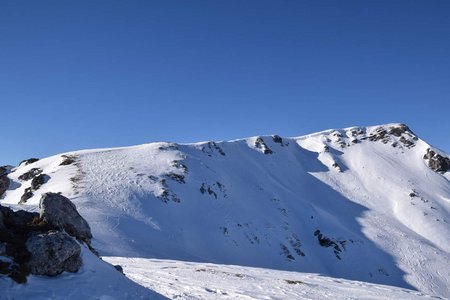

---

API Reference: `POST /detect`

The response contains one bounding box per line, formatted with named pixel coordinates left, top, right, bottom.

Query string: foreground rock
left=26, top=231, right=81, bottom=276
left=40, top=193, right=92, bottom=243
left=0, top=193, right=93, bottom=283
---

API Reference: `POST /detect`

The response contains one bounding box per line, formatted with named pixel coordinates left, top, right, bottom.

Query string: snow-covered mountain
left=1, top=123, right=450, bottom=298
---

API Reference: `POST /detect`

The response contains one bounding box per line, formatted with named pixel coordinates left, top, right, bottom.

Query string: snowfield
left=104, top=257, right=439, bottom=300
left=1, top=123, right=450, bottom=299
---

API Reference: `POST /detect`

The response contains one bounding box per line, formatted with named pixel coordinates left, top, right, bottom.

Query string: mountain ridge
left=1, top=123, right=449, bottom=298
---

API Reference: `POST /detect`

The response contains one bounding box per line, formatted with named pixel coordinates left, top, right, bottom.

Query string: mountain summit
left=1, top=123, right=449, bottom=298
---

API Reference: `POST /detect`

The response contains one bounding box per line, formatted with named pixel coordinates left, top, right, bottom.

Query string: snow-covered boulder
left=39, top=193, right=92, bottom=243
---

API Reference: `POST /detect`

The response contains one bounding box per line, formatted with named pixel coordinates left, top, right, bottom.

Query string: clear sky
left=1, top=1, right=449, bottom=165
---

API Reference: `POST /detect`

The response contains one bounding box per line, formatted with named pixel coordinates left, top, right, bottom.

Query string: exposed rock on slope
left=0, top=166, right=11, bottom=197
left=424, top=148, right=450, bottom=173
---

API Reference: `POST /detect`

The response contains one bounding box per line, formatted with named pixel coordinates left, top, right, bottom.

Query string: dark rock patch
left=200, top=182, right=227, bottom=199
left=19, top=188, right=34, bottom=204
left=18, top=168, right=43, bottom=181
left=388, top=124, right=411, bottom=137
left=172, top=160, right=188, bottom=173
left=18, top=173, right=50, bottom=204
left=202, top=142, right=226, bottom=156
left=19, top=158, right=39, bottom=167
left=0, top=174, right=9, bottom=198
left=114, top=264, right=124, bottom=274
left=60, top=155, right=77, bottom=166
left=348, top=128, right=364, bottom=137
left=367, top=127, right=390, bottom=144
left=272, top=135, right=284, bottom=146
left=399, top=136, right=415, bottom=148
left=280, top=244, right=295, bottom=261
left=0, top=166, right=12, bottom=177
left=423, top=148, right=450, bottom=173
left=314, top=229, right=346, bottom=260
left=254, top=137, right=273, bottom=155
left=165, top=173, right=185, bottom=184
left=31, top=174, right=49, bottom=190
left=158, top=179, right=180, bottom=203
left=285, top=280, right=304, bottom=285
left=289, top=235, right=305, bottom=257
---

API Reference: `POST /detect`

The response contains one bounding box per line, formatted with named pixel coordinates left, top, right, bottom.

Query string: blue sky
left=1, top=1, right=449, bottom=165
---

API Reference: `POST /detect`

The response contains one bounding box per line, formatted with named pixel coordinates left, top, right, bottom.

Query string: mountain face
left=1, top=123, right=449, bottom=298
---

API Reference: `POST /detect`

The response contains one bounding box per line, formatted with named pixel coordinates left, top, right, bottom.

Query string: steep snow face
left=2, top=123, right=450, bottom=298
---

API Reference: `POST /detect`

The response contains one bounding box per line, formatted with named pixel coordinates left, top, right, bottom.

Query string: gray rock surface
left=26, top=231, right=81, bottom=276
left=39, top=193, right=92, bottom=243
left=423, top=148, right=450, bottom=173
left=0, top=174, right=9, bottom=198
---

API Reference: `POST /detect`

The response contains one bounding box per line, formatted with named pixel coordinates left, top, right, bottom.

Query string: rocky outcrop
left=26, top=231, right=81, bottom=276
left=19, top=158, right=39, bottom=166
left=19, top=188, right=34, bottom=204
left=424, top=148, right=450, bottom=173
left=0, top=166, right=11, bottom=198
left=18, top=168, right=42, bottom=181
left=254, top=137, right=273, bottom=154
left=31, top=174, right=49, bottom=190
left=19, top=173, right=50, bottom=204
left=59, top=154, right=77, bottom=166
left=1, top=193, right=92, bottom=283
left=39, top=193, right=92, bottom=243
left=0, top=174, right=9, bottom=198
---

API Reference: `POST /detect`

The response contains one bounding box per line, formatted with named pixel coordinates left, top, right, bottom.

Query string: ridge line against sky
left=1, top=1, right=449, bottom=165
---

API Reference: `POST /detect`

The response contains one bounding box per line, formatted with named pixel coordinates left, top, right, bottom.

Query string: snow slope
left=2, top=123, right=450, bottom=298
left=104, top=257, right=438, bottom=300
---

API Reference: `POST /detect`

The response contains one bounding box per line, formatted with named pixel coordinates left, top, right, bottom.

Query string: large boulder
left=26, top=231, right=81, bottom=276
left=39, top=193, right=92, bottom=243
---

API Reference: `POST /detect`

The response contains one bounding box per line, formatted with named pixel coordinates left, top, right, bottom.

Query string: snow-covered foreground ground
left=104, top=257, right=439, bottom=300
left=0, top=248, right=167, bottom=300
